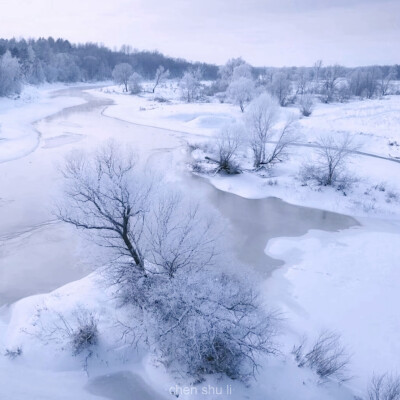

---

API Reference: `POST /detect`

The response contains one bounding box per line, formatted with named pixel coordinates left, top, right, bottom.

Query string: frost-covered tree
left=227, top=77, right=255, bottom=112
left=58, top=141, right=279, bottom=380
left=152, top=65, right=169, bottom=93
left=379, top=67, right=396, bottom=96
left=232, top=63, right=253, bottom=81
left=295, top=67, right=311, bottom=96
left=320, top=65, right=343, bottom=103
left=0, top=51, right=22, bottom=96
left=246, top=93, right=279, bottom=167
left=301, top=133, right=358, bottom=186
left=210, top=122, right=244, bottom=174
left=219, top=57, right=247, bottom=86
left=53, top=53, right=81, bottom=82
left=270, top=72, right=292, bottom=107
left=367, top=373, right=400, bottom=400
left=128, top=72, right=143, bottom=94
left=179, top=68, right=202, bottom=102
left=112, top=63, right=133, bottom=92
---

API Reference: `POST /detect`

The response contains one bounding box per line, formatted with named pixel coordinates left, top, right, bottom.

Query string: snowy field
left=0, top=82, right=400, bottom=399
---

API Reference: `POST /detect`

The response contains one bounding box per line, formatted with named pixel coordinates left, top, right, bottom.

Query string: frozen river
left=0, top=85, right=357, bottom=305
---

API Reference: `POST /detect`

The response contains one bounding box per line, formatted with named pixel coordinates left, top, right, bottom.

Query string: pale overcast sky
left=0, top=0, right=399, bottom=66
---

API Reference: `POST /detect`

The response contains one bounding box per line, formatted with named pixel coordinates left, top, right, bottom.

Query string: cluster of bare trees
left=57, top=141, right=278, bottom=380
left=112, top=63, right=169, bottom=95
left=198, top=93, right=296, bottom=173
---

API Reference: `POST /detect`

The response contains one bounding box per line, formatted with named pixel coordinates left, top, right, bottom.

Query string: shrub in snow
left=144, top=271, right=278, bottom=380
left=34, top=306, right=98, bottom=360
left=293, top=331, right=351, bottom=383
left=58, top=142, right=279, bottom=380
left=128, top=72, right=143, bottom=94
left=298, top=93, right=314, bottom=117
left=367, top=373, right=400, bottom=400
left=4, top=347, right=22, bottom=359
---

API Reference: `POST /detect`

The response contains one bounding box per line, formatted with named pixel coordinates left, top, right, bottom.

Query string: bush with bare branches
left=367, top=374, right=400, bottom=400
left=293, top=330, right=351, bottom=382
left=300, top=133, right=358, bottom=187
left=298, top=93, right=314, bottom=117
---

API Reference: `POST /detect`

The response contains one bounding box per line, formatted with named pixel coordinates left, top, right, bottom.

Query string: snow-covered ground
left=0, top=82, right=399, bottom=399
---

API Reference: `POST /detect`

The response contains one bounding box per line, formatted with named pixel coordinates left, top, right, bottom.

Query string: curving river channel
left=0, top=85, right=358, bottom=306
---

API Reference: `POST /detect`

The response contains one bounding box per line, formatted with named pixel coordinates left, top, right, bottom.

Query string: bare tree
left=58, top=142, right=279, bottom=380
left=301, top=133, right=358, bottom=186
left=227, top=77, right=255, bottom=112
left=295, top=67, right=311, bottom=96
left=320, top=65, right=343, bottom=103
left=367, top=374, right=400, bottom=400
left=245, top=93, right=282, bottom=168
left=152, top=65, right=170, bottom=93
left=205, top=122, right=244, bottom=174
left=313, top=59, right=323, bottom=85
left=57, top=141, right=150, bottom=274
left=112, top=63, right=133, bottom=92
left=58, top=142, right=279, bottom=381
left=379, top=67, right=396, bottom=96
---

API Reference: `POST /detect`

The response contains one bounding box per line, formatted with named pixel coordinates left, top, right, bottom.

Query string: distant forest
left=0, top=37, right=219, bottom=84
left=0, top=37, right=399, bottom=101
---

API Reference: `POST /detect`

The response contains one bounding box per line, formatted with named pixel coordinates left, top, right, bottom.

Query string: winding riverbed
left=0, top=85, right=358, bottom=305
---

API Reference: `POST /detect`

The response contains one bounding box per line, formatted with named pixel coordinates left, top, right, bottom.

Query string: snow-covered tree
left=270, top=72, right=291, bottom=107
left=58, top=141, right=278, bottom=380
left=0, top=51, right=22, bottom=96
left=152, top=65, right=169, bottom=93
left=112, top=63, right=133, bottom=92
left=227, top=77, right=255, bottom=112
left=245, top=93, right=295, bottom=168
left=219, top=57, right=247, bottom=85
left=301, top=133, right=359, bottom=186
left=232, top=63, right=253, bottom=81
left=179, top=68, right=202, bottom=102
left=379, top=66, right=396, bottom=96
left=245, top=93, right=279, bottom=167
left=320, top=65, right=343, bottom=103
left=128, top=72, right=143, bottom=94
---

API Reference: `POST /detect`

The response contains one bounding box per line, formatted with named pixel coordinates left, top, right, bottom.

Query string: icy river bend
left=0, top=85, right=357, bottom=305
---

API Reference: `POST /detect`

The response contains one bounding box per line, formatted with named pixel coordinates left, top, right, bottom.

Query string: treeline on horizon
left=0, top=37, right=399, bottom=93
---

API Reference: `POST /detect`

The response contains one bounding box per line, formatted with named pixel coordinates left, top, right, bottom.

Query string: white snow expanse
left=0, top=82, right=399, bottom=399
